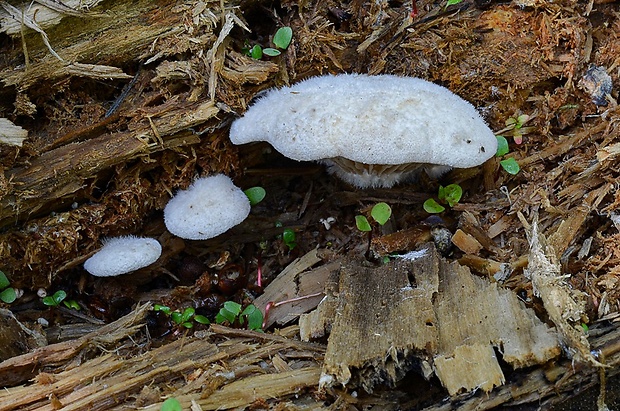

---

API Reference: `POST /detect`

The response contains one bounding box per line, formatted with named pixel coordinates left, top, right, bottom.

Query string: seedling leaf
left=273, top=27, right=293, bottom=49
left=495, top=135, right=509, bottom=156
left=423, top=198, right=445, bottom=214
left=161, top=397, right=183, bottom=411
left=500, top=158, right=520, bottom=175
left=262, top=48, right=281, bottom=56
left=446, top=0, right=463, bottom=7
left=371, top=203, right=392, bottom=225
left=63, top=300, right=81, bottom=310
left=223, top=301, right=242, bottom=316
left=249, top=44, right=262, bottom=59
left=194, top=315, right=210, bottom=325
left=282, top=228, right=297, bottom=250
left=0, top=288, right=16, bottom=304
left=244, top=187, right=266, bottom=206
left=0, top=271, right=9, bottom=289
left=355, top=215, right=372, bottom=232
left=441, top=184, right=463, bottom=207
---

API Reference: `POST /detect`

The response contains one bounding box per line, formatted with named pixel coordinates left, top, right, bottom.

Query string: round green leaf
left=273, top=27, right=293, bottom=49
left=0, top=271, right=9, bottom=289
left=249, top=44, right=262, bottom=59
left=244, top=186, right=266, bottom=206
left=500, top=158, right=521, bottom=175
left=282, top=229, right=297, bottom=250
left=262, top=48, right=281, bottom=56
left=355, top=215, right=372, bottom=232
left=0, top=287, right=16, bottom=304
left=423, top=199, right=445, bottom=214
left=53, top=290, right=67, bottom=304
left=495, top=135, right=509, bottom=156
left=223, top=301, right=242, bottom=316
left=194, top=315, right=210, bottom=325
left=161, top=397, right=183, bottom=411
left=371, top=203, right=392, bottom=225
left=443, top=184, right=463, bottom=207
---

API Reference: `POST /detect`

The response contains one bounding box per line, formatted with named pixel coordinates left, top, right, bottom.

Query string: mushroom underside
left=321, top=157, right=452, bottom=189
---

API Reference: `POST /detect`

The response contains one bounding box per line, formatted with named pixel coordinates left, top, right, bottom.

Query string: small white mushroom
left=230, top=73, right=498, bottom=188
left=84, top=236, right=162, bottom=277
left=164, top=174, right=251, bottom=240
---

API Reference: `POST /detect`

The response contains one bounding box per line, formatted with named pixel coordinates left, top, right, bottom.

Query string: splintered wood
left=301, top=244, right=561, bottom=395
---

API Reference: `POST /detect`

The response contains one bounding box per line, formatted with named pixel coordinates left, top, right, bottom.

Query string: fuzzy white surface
left=230, top=74, right=497, bottom=169
left=164, top=174, right=251, bottom=240
left=84, top=236, right=162, bottom=277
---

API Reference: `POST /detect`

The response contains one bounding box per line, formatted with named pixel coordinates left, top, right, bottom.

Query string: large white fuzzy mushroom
left=84, top=236, right=162, bottom=277
left=164, top=174, right=251, bottom=240
left=230, top=74, right=498, bottom=188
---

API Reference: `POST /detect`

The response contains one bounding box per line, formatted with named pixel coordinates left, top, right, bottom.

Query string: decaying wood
left=0, top=321, right=325, bottom=411
left=0, top=308, right=46, bottom=361
left=253, top=248, right=337, bottom=328
left=302, top=244, right=560, bottom=395
left=0, top=302, right=151, bottom=387
left=521, top=215, right=601, bottom=367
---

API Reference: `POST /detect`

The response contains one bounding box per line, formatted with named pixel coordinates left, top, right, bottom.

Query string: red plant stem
left=410, top=0, right=418, bottom=18
left=256, top=252, right=263, bottom=288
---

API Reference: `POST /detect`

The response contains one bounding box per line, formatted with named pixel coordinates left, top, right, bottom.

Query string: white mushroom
left=164, top=174, right=251, bottom=240
left=230, top=74, right=498, bottom=188
left=84, top=236, right=162, bottom=277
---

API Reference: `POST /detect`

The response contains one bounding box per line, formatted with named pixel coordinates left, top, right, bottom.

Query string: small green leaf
left=180, top=307, right=195, bottom=323
left=154, top=304, right=171, bottom=315
left=500, top=158, right=520, bottom=175
left=194, top=315, right=210, bottom=325
left=42, top=297, right=56, bottom=306
left=262, top=48, right=281, bottom=57
left=0, top=271, right=9, bottom=289
left=495, top=136, right=509, bottom=157
left=581, top=323, right=589, bottom=333
left=182, top=321, right=193, bottom=329
left=371, top=203, right=392, bottom=225
left=63, top=300, right=81, bottom=310
left=242, top=305, right=264, bottom=331
left=171, top=311, right=183, bottom=325
left=0, top=288, right=16, bottom=304
left=216, top=309, right=236, bottom=324
left=223, top=301, right=242, bottom=316
left=53, top=290, right=67, bottom=304
left=355, top=215, right=372, bottom=232
left=423, top=199, right=445, bottom=214
left=282, top=229, right=297, bottom=250
left=244, top=187, right=266, bottom=206
left=442, top=184, right=463, bottom=207
left=445, top=0, right=463, bottom=7
left=273, top=26, right=293, bottom=49
left=161, top=397, right=183, bottom=411
left=249, top=44, right=263, bottom=59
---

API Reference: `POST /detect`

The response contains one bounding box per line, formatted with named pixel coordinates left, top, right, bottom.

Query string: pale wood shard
left=0, top=118, right=28, bottom=146
left=451, top=228, right=483, bottom=254
left=306, top=244, right=561, bottom=394
left=522, top=217, right=601, bottom=366
left=253, top=249, right=336, bottom=328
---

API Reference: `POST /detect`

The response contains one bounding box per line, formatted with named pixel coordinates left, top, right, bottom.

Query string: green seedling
left=216, top=301, right=263, bottom=331
left=496, top=113, right=534, bottom=145
left=161, top=397, right=182, bottom=411
left=356, top=202, right=392, bottom=231
left=0, top=271, right=16, bottom=304
left=424, top=184, right=462, bottom=214
left=495, top=135, right=521, bottom=175
left=445, top=0, right=464, bottom=8
left=244, top=26, right=293, bottom=59
left=282, top=228, right=297, bottom=250
left=42, top=290, right=67, bottom=307
left=154, top=305, right=209, bottom=329
left=244, top=186, right=266, bottom=206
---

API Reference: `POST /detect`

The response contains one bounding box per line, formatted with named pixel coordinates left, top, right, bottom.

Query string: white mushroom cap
left=84, top=236, right=162, bottom=277
left=230, top=74, right=497, bottom=188
left=164, top=174, right=251, bottom=240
